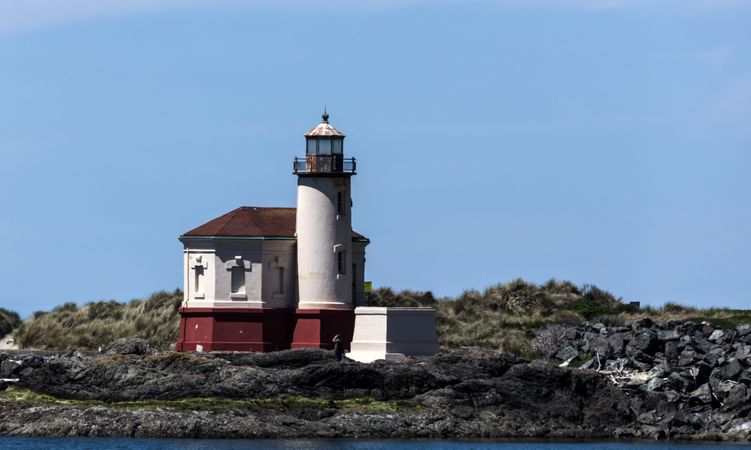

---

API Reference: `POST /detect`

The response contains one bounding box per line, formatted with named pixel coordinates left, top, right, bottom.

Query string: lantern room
left=294, top=112, right=355, bottom=175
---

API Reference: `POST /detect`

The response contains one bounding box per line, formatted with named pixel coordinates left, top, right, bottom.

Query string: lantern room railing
left=293, top=155, right=356, bottom=175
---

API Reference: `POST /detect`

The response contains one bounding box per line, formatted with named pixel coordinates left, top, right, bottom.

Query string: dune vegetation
left=0, top=308, right=22, bottom=338
left=365, top=278, right=751, bottom=357
left=6, top=280, right=751, bottom=353
left=13, top=290, right=182, bottom=350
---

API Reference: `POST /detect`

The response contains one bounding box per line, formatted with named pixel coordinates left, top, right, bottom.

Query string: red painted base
left=176, top=307, right=292, bottom=352
left=291, top=308, right=355, bottom=351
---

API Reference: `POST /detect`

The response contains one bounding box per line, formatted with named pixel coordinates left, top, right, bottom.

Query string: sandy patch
left=0, top=333, right=18, bottom=350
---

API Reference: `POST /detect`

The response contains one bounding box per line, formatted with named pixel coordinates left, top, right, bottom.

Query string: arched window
left=269, top=256, right=286, bottom=298
left=230, top=266, right=245, bottom=294
left=225, top=256, right=251, bottom=300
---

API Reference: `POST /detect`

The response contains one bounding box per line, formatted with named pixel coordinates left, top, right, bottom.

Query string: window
left=337, top=251, right=346, bottom=275
left=230, top=266, right=245, bottom=294
left=332, top=139, right=343, bottom=154
left=307, top=139, right=317, bottom=155
left=226, top=256, right=250, bottom=299
left=337, top=192, right=344, bottom=216
left=318, top=138, right=331, bottom=154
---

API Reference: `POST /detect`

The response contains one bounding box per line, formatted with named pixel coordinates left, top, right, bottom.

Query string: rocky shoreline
left=1, top=319, right=751, bottom=440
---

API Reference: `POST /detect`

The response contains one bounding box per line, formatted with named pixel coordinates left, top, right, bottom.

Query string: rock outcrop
left=1, top=320, right=751, bottom=440
left=534, top=319, right=751, bottom=440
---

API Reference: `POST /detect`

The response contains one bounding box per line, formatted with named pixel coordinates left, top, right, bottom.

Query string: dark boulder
left=664, top=341, right=681, bottom=361
left=740, top=368, right=751, bottom=385
left=608, top=333, right=626, bottom=357
left=666, top=372, right=692, bottom=393
left=721, top=383, right=748, bottom=410
left=678, top=350, right=699, bottom=367
left=709, top=330, right=726, bottom=343
left=629, top=330, right=659, bottom=355
left=102, top=337, right=157, bottom=356
left=715, top=359, right=744, bottom=381
left=713, top=380, right=747, bottom=409
left=0, top=359, right=20, bottom=378
left=216, top=348, right=332, bottom=368
left=693, top=338, right=716, bottom=355
left=689, top=383, right=713, bottom=405
left=704, top=352, right=721, bottom=368
left=292, top=362, right=386, bottom=395
left=657, top=329, right=680, bottom=342
left=688, top=362, right=712, bottom=385
left=736, top=324, right=751, bottom=337
left=631, top=318, right=654, bottom=330
left=556, top=346, right=578, bottom=362
left=734, top=344, right=751, bottom=361
left=645, top=377, right=664, bottom=392
left=590, top=336, right=613, bottom=359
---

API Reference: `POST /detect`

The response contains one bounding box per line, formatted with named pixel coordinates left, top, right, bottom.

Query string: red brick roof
left=182, top=206, right=367, bottom=240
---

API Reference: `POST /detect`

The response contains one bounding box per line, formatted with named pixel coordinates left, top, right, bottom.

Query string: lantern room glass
left=318, top=138, right=332, bottom=154
left=305, top=137, right=344, bottom=156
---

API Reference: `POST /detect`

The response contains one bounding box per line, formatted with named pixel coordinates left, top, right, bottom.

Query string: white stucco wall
left=181, top=238, right=297, bottom=309
left=260, top=240, right=297, bottom=309
left=296, top=176, right=353, bottom=309
left=349, top=307, right=440, bottom=363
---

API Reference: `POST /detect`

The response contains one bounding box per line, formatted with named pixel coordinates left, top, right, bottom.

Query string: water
left=0, top=440, right=750, bottom=450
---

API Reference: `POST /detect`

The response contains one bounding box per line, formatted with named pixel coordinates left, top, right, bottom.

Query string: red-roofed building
left=176, top=114, right=369, bottom=352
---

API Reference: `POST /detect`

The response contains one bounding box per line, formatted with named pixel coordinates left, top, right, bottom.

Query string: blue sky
left=1, top=1, right=750, bottom=316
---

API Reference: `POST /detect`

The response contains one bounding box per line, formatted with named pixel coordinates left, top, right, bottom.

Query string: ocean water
left=0, top=440, right=750, bottom=450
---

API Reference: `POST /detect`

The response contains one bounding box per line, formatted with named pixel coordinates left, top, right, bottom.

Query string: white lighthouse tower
left=295, top=111, right=354, bottom=308
left=291, top=112, right=360, bottom=348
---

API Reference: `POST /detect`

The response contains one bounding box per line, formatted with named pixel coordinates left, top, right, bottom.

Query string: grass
left=0, top=386, right=405, bottom=413
left=365, top=279, right=751, bottom=355
left=13, top=290, right=182, bottom=350
left=9, top=279, right=751, bottom=355
left=366, top=278, right=606, bottom=355
left=629, top=303, right=751, bottom=328
left=0, top=307, right=21, bottom=337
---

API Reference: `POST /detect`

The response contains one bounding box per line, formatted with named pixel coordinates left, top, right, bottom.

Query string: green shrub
left=365, top=288, right=437, bottom=307
left=564, top=285, right=622, bottom=319
left=550, top=310, right=584, bottom=325
left=590, top=314, right=625, bottom=327
left=581, top=285, right=620, bottom=307
left=0, top=307, right=22, bottom=337
left=53, top=302, right=78, bottom=313
left=661, top=302, right=698, bottom=314
left=566, top=300, right=611, bottom=319
left=542, top=279, right=581, bottom=296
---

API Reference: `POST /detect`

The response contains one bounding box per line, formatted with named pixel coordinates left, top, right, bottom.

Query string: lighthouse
left=176, top=112, right=367, bottom=352
left=176, top=112, right=437, bottom=359
left=291, top=112, right=361, bottom=349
